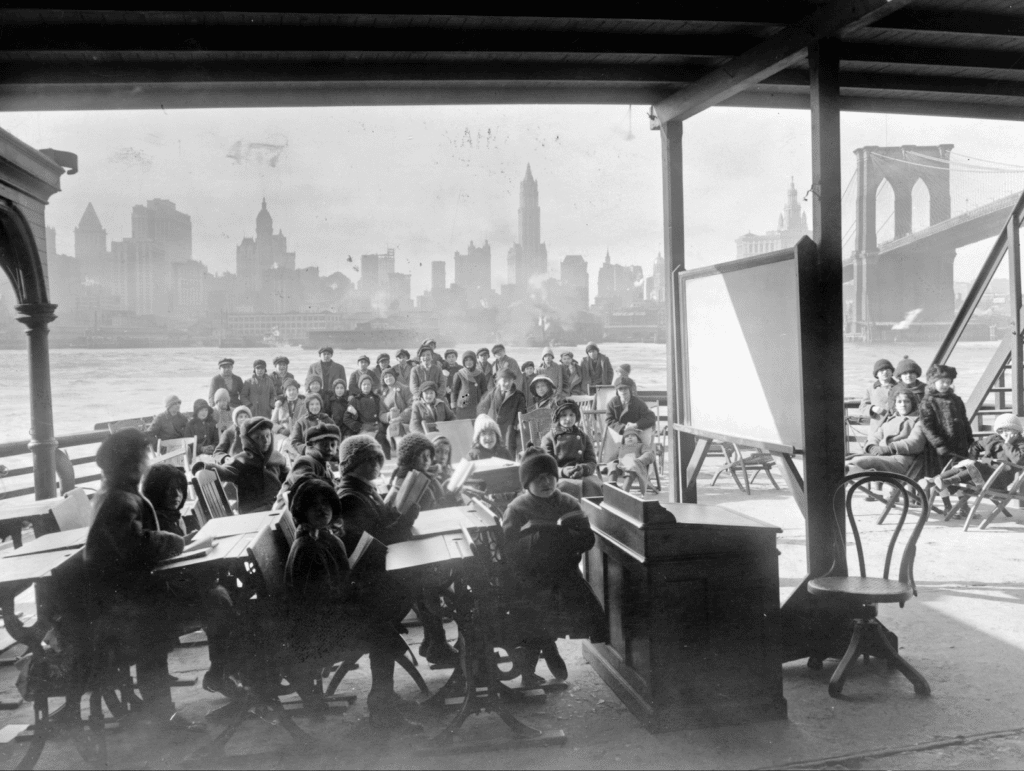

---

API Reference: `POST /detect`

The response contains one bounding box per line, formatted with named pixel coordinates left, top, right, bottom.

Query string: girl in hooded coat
left=214, top=405, right=252, bottom=462
left=289, top=393, right=337, bottom=457
left=186, top=399, right=220, bottom=455
left=451, top=350, right=488, bottom=420
left=541, top=401, right=601, bottom=499
left=141, top=463, right=190, bottom=536
left=529, top=376, right=559, bottom=411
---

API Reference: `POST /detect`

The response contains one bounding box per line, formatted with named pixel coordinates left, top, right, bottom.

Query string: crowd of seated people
left=82, top=339, right=645, bottom=732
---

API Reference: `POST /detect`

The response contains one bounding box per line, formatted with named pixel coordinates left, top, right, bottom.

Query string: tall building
left=170, top=260, right=208, bottom=319
left=111, top=238, right=170, bottom=316
left=735, top=178, right=810, bottom=258
left=596, top=250, right=644, bottom=309
left=74, top=202, right=107, bottom=279
left=454, top=240, right=492, bottom=291
left=360, top=253, right=380, bottom=294
left=645, top=252, right=666, bottom=302
left=131, top=199, right=192, bottom=263
left=560, top=254, right=589, bottom=310
left=235, top=199, right=295, bottom=295
left=431, top=261, right=446, bottom=293
left=377, top=248, right=395, bottom=282
left=507, top=165, right=548, bottom=286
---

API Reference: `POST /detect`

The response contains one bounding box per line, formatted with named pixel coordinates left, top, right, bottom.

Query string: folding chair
left=710, top=442, right=779, bottom=494
left=157, top=437, right=197, bottom=469
left=518, top=408, right=553, bottom=452
left=191, top=469, right=233, bottom=527
left=645, top=400, right=667, bottom=476
left=50, top=488, right=93, bottom=531
left=600, top=426, right=660, bottom=494
left=960, top=460, right=1024, bottom=531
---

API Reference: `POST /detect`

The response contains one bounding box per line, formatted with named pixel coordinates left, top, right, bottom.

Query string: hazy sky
left=5, top=104, right=1024, bottom=297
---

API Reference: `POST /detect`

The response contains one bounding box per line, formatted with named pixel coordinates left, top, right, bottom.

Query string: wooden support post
left=661, top=119, right=694, bottom=502
left=806, top=40, right=847, bottom=578
left=16, top=303, right=59, bottom=500
left=1008, top=214, right=1023, bottom=415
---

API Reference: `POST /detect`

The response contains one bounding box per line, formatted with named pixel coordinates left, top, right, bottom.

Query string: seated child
left=529, top=375, right=559, bottom=411
left=149, top=395, right=188, bottom=443
left=540, top=401, right=601, bottom=499
left=345, top=374, right=389, bottom=459
left=214, top=405, right=251, bottom=462
left=502, top=448, right=608, bottom=686
left=409, top=380, right=456, bottom=435
left=327, top=378, right=355, bottom=438
left=272, top=379, right=306, bottom=439
left=919, top=363, right=973, bottom=465
left=604, top=426, right=657, bottom=494
left=930, top=413, right=1024, bottom=502
left=212, top=388, right=234, bottom=435
left=846, top=386, right=926, bottom=477
left=290, top=393, right=337, bottom=457
left=205, top=417, right=288, bottom=514
left=282, top=422, right=341, bottom=499
left=431, top=435, right=455, bottom=488
left=284, top=479, right=421, bottom=731
left=468, top=414, right=513, bottom=461
left=141, top=463, right=189, bottom=535
left=186, top=399, right=220, bottom=456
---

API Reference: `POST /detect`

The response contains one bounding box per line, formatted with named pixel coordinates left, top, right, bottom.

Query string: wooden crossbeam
left=651, top=0, right=909, bottom=126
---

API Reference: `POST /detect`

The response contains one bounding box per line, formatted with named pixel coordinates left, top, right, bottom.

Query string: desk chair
left=807, top=471, right=931, bottom=698
left=518, top=408, right=553, bottom=452
left=191, top=470, right=233, bottom=528
left=157, top=437, right=197, bottom=469
left=51, top=489, right=93, bottom=531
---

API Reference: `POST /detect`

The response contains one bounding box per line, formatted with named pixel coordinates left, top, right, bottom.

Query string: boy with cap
left=410, top=345, right=445, bottom=400
left=536, top=347, right=564, bottom=401
left=478, top=366, right=528, bottom=457
left=580, top=342, right=614, bottom=394
left=501, top=448, right=607, bottom=686
left=148, top=395, right=188, bottom=443
left=451, top=351, right=488, bottom=420
left=209, top=358, right=244, bottom=408
left=307, top=346, right=346, bottom=396
left=282, top=422, right=342, bottom=497
left=606, top=377, right=656, bottom=434
left=241, top=359, right=276, bottom=418
left=348, top=354, right=380, bottom=396
left=393, top=349, right=413, bottom=386
left=373, top=352, right=392, bottom=385
left=561, top=351, right=583, bottom=397
left=859, top=358, right=897, bottom=429
left=410, top=381, right=457, bottom=435
left=521, top=361, right=537, bottom=407
left=491, top=344, right=522, bottom=390
left=442, top=349, right=461, bottom=397
left=203, top=417, right=288, bottom=514
left=476, top=347, right=494, bottom=391
left=270, top=356, right=293, bottom=397
left=919, top=363, right=974, bottom=470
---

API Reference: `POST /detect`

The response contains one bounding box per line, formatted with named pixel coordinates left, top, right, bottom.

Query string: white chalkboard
left=679, top=251, right=804, bottom=451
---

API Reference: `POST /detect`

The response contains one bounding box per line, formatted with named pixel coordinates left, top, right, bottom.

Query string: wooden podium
left=581, top=485, right=787, bottom=732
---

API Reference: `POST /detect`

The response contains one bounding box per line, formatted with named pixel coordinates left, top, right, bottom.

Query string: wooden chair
left=710, top=442, right=780, bottom=494
left=957, top=459, right=1024, bottom=531
left=156, top=437, right=197, bottom=470
left=600, top=426, right=659, bottom=494
left=644, top=400, right=667, bottom=476
left=807, top=471, right=931, bottom=698
left=191, top=469, right=233, bottom=527
left=518, top=408, right=553, bottom=453
left=50, top=489, right=93, bottom=531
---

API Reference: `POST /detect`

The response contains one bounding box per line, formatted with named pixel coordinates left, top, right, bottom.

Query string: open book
left=394, top=469, right=432, bottom=516
left=446, top=458, right=474, bottom=492
left=160, top=532, right=214, bottom=565
left=348, top=530, right=388, bottom=572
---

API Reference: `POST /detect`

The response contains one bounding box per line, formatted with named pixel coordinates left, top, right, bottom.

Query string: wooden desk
left=410, top=505, right=495, bottom=539
left=0, top=548, right=82, bottom=649
left=4, top=528, right=88, bottom=558
left=0, top=497, right=61, bottom=523
left=581, top=485, right=786, bottom=733
left=154, top=533, right=251, bottom=574
left=386, top=533, right=474, bottom=575
left=196, top=511, right=278, bottom=540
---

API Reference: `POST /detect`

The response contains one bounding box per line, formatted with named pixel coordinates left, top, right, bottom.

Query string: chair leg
left=876, top=490, right=899, bottom=525
left=963, top=496, right=984, bottom=531
left=828, top=620, right=866, bottom=697
left=869, top=620, right=931, bottom=696
left=980, top=500, right=1010, bottom=530
left=397, top=651, right=431, bottom=695
left=765, top=467, right=780, bottom=490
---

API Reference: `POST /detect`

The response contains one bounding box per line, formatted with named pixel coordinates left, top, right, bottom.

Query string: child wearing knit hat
left=894, top=357, right=926, bottom=402
left=468, top=414, right=512, bottom=461
left=148, top=394, right=188, bottom=443
left=501, top=448, right=608, bottom=686
left=929, top=411, right=1024, bottom=509
left=858, top=358, right=897, bottom=429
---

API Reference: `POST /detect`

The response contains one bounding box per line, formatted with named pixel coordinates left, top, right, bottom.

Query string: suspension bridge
left=841, top=145, right=1024, bottom=341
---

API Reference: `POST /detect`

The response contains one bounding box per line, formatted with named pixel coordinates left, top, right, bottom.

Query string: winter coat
left=306, top=360, right=347, bottom=394
left=290, top=412, right=338, bottom=457
left=211, top=430, right=288, bottom=514
left=209, top=373, right=244, bottom=408
left=409, top=363, right=445, bottom=399
left=270, top=370, right=294, bottom=397
left=241, top=373, right=277, bottom=418
left=336, top=474, right=417, bottom=553
left=536, top=362, right=564, bottom=400
left=478, top=360, right=494, bottom=391
left=214, top=425, right=244, bottom=463
left=919, top=388, right=974, bottom=459
left=478, top=386, right=528, bottom=457
left=393, top=360, right=413, bottom=387
left=501, top=490, right=607, bottom=642
left=867, top=414, right=927, bottom=457
left=381, top=383, right=413, bottom=439
left=410, top=399, right=457, bottom=435
left=344, top=393, right=383, bottom=434
left=581, top=353, right=614, bottom=393
left=492, top=354, right=523, bottom=390
left=859, top=379, right=896, bottom=428
left=562, top=362, right=584, bottom=396
left=282, top=448, right=334, bottom=497
left=273, top=395, right=306, bottom=437
left=148, top=410, right=188, bottom=443
left=214, top=407, right=233, bottom=436
left=387, top=467, right=454, bottom=512
left=185, top=400, right=219, bottom=453
left=467, top=444, right=513, bottom=462
left=451, top=367, right=487, bottom=420
left=327, top=391, right=353, bottom=432
left=285, top=526, right=350, bottom=608
left=348, top=368, right=381, bottom=397
left=541, top=425, right=598, bottom=477
left=605, top=395, right=656, bottom=433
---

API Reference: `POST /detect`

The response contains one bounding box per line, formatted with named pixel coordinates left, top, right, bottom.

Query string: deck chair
left=710, top=442, right=780, bottom=494
left=191, top=469, right=233, bottom=527
left=518, top=408, right=553, bottom=452
left=958, top=459, right=1024, bottom=531
left=51, top=488, right=93, bottom=531
left=157, top=437, right=197, bottom=469
left=644, top=400, right=667, bottom=476
left=600, top=426, right=660, bottom=494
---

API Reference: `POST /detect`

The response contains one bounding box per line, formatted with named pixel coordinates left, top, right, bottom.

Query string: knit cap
left=585, top=341, right=599, bottom=353
left=522, top=361, right=535, bottom=370
left=397, top=433, right=436, bottom=470
left=253, top=359, right=266, bottom=370
left=519, top=447, right=558, bottom=489
left=541, top=346, right=555, bottom=360
left=444, top=348, right=458, bottom=358
left=231, top=405, right=252, bottom=425
left=616, top=376, right=637, bottom=393
left=418, top=380, right=438, bottom=394
left=617, top=363, right=631, bottom=377
left=165, top=394, right=181, bottom=410
left=306, top=375, right=323, bottom=390
left=473, top=414, right=501, bottom=443
left=894, top=357, right=921, bottom=378
left=926, top=363, right=957, bottom=384
left=994, top=413, right=1024, bottom=433
left=873, top=358, right=895, bottom=376
left=358, top=373, right=375, bottom=388
left=332, top=378, right=347, bottom=392
left=462, top=350, right=477, bottom=365
left=338, top=434, right=385, bottom=475
left=282, top=379, right=300, bottom=392
left=192, top=398, right=212, bottom=416
left=213, top=387, right=230, bottom=405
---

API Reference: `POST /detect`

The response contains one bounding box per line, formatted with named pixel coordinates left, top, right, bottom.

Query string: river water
left=0, top=339, right=1002, bottom=446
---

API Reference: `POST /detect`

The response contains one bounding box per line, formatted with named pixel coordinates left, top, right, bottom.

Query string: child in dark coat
left=502, top=448, right=608, bottom=686
left=141, top=463, right=189, bottom=535
left=205, top=417, right=288, bottom=514
left=477, top=367, right=528, bottom=457
left=894, top=357, right=927, bottom=402
left=932, top=412, right=1024, bottom=501
left=919, top=363, right=973, bottom=468
left=289, top=393, right=337, bottom=457
left=345, top=374, right=390, bottom=459
left=540, top=401, right=601, bottom=499
left=185, top=398, right=220, bottom=455
left=327, top=378, right=356, bottom=440
left=148, top=395, right=188, bottom=443
left=468, top=414, right=513, bottom=461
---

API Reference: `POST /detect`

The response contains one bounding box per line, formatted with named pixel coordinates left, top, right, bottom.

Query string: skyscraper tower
left=507, top=164, right=548, bottom=285
left=74, top=202, right=107, bottom=279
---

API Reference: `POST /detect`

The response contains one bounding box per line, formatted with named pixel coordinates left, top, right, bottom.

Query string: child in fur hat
left=501, top=448, right=608, bottom=686
left=540, top=401, right=601, bottom=499
left=468, top=414, right=513, bottom=461
left=919, top=363, right=973, bottom=469
left=930, top=412, right=1024, bottom=505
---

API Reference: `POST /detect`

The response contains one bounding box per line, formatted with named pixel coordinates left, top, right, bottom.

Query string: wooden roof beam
left=651, top=0, right=910, bottom=126
left=841, top=42, right=1024, bottom=71
left=872, top=8, right=1024, bottom=38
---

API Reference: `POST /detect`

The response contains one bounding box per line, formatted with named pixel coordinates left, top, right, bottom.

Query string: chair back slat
left=518, top=408, right=553, bottom=451
left=192, top=469, right=233, bottom=522
left=278, top=508, right=297, bottom=547
left=51, top=488, right=93, bottom=531
left=592, top=386, right=617, bottom=411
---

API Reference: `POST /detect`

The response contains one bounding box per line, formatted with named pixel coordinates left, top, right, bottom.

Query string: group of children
left=850, top=355, right=1024, bottom=509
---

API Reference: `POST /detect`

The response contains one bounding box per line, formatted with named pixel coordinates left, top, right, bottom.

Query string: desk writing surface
left=0, top=497, right=61, bottom=523
left=4, top=528, right=89, bottom=558
left=197, top=511, right=277, bottom=540
left=658, top=501, right=781, bottom=531
left=154, top=533, right=248, bottom=573
left=409, top=506, right=494, bottom=539
left=0, top=550, right=79, bottom=591
left=386, top=534, right=474, bottom=573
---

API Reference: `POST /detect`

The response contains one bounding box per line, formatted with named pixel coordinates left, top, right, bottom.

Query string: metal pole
left=16, top=303, right=58, bottom=499
left=1008, top=215, right=1023, bottom=415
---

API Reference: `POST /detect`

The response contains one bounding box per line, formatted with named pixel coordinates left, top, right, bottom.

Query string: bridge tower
left=849, top=144, right=955, bottom=331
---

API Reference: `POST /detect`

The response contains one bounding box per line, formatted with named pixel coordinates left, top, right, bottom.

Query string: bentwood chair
left=807, top=471, right=932, bottom=698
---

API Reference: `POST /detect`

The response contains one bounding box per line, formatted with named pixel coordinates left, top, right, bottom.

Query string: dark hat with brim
left=253, top=359, right=266, bottom=369
left=305, top=423, right=342, bottom=444
left=283, top=379, right=300, bottom=391
left=357, top=355, right=370, bottom=364
left=218, top=358, right=234, bottom=367
left=419, top=380, right=438, bottom=393
left=554, top=400, right=582, bottom=424
left=396, top=349, right=411, bottom=359
left=491, top=344, right=505, bottom=354
left=377, top=353, right=390, bottom=363
left=273, top=356, right=289, bottom=366
left=243, top=416, right=273, bottom=437
left=873, top=358, right=895, bottom=376
left=476, top=347, right=490, bottom=357
left=318, top=346, right=334, bottom=355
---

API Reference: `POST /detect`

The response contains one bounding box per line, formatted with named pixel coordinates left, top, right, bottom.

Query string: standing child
left=348, top=354, right=380, bottom=396
left=442, top=349, right=461, bottom=399
left=478, top=367, right=528, bottom=458
left=894, top=357, right=926, bottom=402
left=409, top=381, right=456, bottom=435
left=345, top=373, right=389, bottom=459
left=212, top=388, right=233, bottom=435
left=241, top=359, right=276, bottom=418
left=327, top=378, right=353, bottom=436
left=536, top=347, right=564, bottom=401
left=451, top=351, right=488, bottom=420
left=859, top=358, right=896, bottom=429
left=561, top=352, right=583, bottom=397
left=919, top=363, right=973, bottom=468
left=380, top=368, right=413, bottom=448
left=270, top=355, right=293, bottom=397
left=272, top=379, right=306, bottom=439
left=468, top=414, right=513, bottom=461
left=393, top=349, right=413, bottom=387
left=477, top=347, right=494, bottom=391
left=521, top=361, right=537, bottom=407
left=410, top=345, right=445, bottom=400
left=214, top=405, right=252, bottom=462
left=580, top=342, right=614, bottom=394
left=501, top=448, right=607, bottom=686
left=185, top=399, right=220, bottom=456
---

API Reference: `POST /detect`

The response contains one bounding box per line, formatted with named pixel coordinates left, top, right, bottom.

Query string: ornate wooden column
left=16, top=302, right=59, bottom=498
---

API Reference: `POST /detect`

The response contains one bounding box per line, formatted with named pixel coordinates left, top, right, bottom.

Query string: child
left=476, top=347, right=494, bottom=391
left=348, top=354, right=380, bottom=396
left=536, top=347, right=564, bottom=400
left=859, top=358, right=896, bottom=429
left=468, top=414, right=513, bottom=461
left=186, top=398, right=220, bottom=455
left=336, top=435, right=417, bottom=548
left=212, top=388, right=233, bottom=435
left=290, top=392, right=337, bottom=457
left=521, top=361, right=536, bottom=406
left=846, top=386, right=926, bottom=477
left=304, top=375, right=324, bottom=402
left=214, top=404, right=252, bottom=462
left=540, top=401, right=601, bottom=499
left=442, top=348, right=461, bottom=398
left=605, top=377, right=656, bottom=434
left=149, top=395, right=188, bottom=443
left=393, top=349, right=413, bottom=386
left=604, top=426, right=657, bottom=494
left=380, top=367, right=413, bottom=446
left=345, top=374, right=389, bottom=459
left=141, top=463, right=189, bottom=535
left=561, top=351, right=583, bottom=397
left=241, top=359, right=276, bottom=418
left=931, top=412, right=1024, bottom=502
left=327, top=378, right=353, bottom=433
left=450, top=351, right=488, bottom=420
left=478, top=367, right=528, bottom=457
left=581, top=342, right=614, bottom=393
left=501, top=448, right=607, bottom=686
left=894, top=357, right=926, bottom=402
left=431, top=435, right=455, bottom=487
left=270, top=355, right=293, bottom=397
left=272, top=379, right=306, bottom=438
left=919, top=363, right=973, bottom=465
left=612, top=363, right=631, bottom=388
left=409, top=380, right=456, bottom=434
left=283, top=422, right=341, bottom=497
left=529, top=375, right=559, bottom=411
left=206, top=417, right=288, bottom=514
left=410, top=345, right=445, bottom=400
left=285, top=479, right=420, bottom=732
